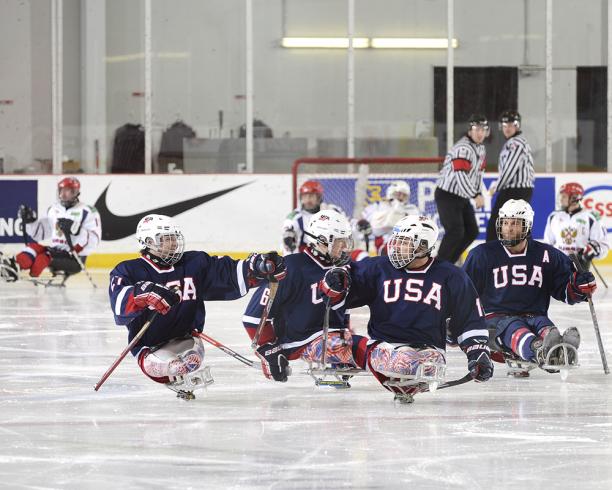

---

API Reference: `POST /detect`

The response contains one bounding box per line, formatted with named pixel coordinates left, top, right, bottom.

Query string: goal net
left=292, top=157, right=444, bottom=222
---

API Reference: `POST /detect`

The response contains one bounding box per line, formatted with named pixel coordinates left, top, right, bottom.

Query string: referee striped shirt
left=497, top=132, right=534, bottom=190
left=436, top=135, right=486, bottom=199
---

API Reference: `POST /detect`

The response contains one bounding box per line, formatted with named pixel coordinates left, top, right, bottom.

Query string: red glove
left=571, top=271, right=597, bottom=297
left=319, top=267, right=351, bottom=304
left=133, top=281, right=181, bottom=314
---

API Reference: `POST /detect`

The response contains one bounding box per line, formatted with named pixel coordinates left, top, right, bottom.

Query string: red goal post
left=292, top=157, right=444, bottom=220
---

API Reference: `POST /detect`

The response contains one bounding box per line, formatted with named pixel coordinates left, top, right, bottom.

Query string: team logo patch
left=560, top=227, right=577, bottom=245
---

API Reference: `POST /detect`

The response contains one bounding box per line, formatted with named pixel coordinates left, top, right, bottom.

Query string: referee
left=486, top=110, right=535, bottom=241
left=435, top=114, right=488, bottom=264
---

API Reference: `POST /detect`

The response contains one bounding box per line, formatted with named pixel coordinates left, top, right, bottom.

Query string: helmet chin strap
left=142, top=250, right=174, bottom=268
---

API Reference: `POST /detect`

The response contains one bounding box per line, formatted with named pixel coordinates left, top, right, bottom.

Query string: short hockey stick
left=70, top=250, right=97, bottom=289
left=194, top=331, right=256, bottom=368
left=320, top=298, right=331, bottom=367
left=420, top=373, right=473, bottom=392
left=591, top=261, right=608, bottom=289
left=251, top=281, right=279, bottom=349
left=94, top=311, right=159, bottom=391
left=570, top=254, right=610, bottom=374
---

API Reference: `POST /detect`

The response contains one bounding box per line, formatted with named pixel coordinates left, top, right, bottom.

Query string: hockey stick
left=591, top=262, right=608, bottom=289
left=320, top=298, right=331, bottom=367
left=570, top=254, right=610, bottom=375
left=420, top=373, right=473, bottom=392
left=69, top=250, right=97, bottom=289
left=194, top=331, right=257, bottom=368
left=94, top=311, right=159, bottom=391
left=250, top=281, right=279, bottom=349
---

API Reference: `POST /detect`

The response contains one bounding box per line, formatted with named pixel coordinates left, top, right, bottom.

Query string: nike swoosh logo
left=95, top=181, right=252, bottom=240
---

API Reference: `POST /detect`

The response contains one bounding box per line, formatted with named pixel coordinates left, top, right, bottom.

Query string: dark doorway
left=577, top=66, right=607, bottom=170
left=434, top=67, right=518, bottom=170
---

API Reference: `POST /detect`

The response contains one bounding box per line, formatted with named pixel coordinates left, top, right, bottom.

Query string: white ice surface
left=1, top=268, right=612, bottom=489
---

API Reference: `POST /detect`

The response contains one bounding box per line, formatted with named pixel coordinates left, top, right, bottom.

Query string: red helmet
left=299, top=180, right=324, bottom=197
left=559, top=182, right=584, bottom=200
left=58, top=177, right=81, bottom=207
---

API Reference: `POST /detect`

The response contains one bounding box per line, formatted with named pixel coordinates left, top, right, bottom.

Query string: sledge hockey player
left=244, top=209, right=367, bottom=386
left=281, top=180, right=345, bottom=256
left=463, top=199, right=596, bottom=378
left=326, top=215, right=493, bottom=404
left=0, top=177, right=101, bottom=284
left=355, top=180, right=419, bottom=255
left=108, top=214, right=286, bottom=399
left=543, top=182, right=609, bottom=271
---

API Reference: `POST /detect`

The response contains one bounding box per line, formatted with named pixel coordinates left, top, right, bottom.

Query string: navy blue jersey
left=463, top=239, right=583, bottom=317
left=347, top=256, right=487, bottom=352
left=110, top=252, right=250, bottom=355
left=243, top=251, right=347, bottom=348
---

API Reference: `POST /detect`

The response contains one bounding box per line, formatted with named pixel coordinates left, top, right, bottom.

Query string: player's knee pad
left=138, top=337, right=206, bottom=383
left=300, top=330, right=355, bottom=365
left=368, top=342, right=446, bottom=379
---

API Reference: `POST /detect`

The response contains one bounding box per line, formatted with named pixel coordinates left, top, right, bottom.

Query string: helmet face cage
left=306, top=210, right=353, bottom=265
left=387, top=216, right=438, bottom=269
left=58, top=177, right=81, bottom=207
left=137, top=216, right=185, bottom=265
left=496, top=216, right=531, bottom=247
left=558, top=182, right=584, bottom=210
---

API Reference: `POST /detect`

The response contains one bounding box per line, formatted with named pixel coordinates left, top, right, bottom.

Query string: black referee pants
left=486, top=187, right=533, bottom=242
left=435, top=188, right=479, bottom=264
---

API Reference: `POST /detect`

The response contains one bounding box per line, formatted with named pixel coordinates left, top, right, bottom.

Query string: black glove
left=133, top=281, right=181, bottom=315
left=282, top=228, right=297, bottom=252
left=249, top=252, right=287, bottom=282
left=319, top=267, right=351, bottom=303
left=18, top=205, right=37, bottom=224
left=466, top=346, right=493, bottom=382
left=255, top=343, right=289, bottom=382
left=580, top=241, right=601, bottom=261
left=357, top=219, right=372, bottom=236
left=57, top=218, right=74, bottom=236
left=571, top=270, right=597, bottom=297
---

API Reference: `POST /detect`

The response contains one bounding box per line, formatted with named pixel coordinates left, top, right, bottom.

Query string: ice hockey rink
left=0, top=267, right=611, bottom=489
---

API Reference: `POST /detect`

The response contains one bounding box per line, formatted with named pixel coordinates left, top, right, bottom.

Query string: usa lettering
left=165, top=277, right=197, bottom=300
left=383, top=278, right=442, bottom=310
left=492, top=265, right=543, bottom=288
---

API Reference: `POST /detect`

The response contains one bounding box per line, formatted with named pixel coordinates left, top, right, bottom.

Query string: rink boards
left=0, top=173, right=610, bottom=267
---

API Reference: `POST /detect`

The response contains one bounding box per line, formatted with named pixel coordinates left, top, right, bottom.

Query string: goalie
left=0, top=177, right=101, bottom=283
left=355, top=180, right=419, bottom=255
left=463, top=200, right=596, bottom=377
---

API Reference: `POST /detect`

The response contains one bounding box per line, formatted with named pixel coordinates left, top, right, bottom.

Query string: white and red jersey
left=25, top=201, right=102, bottom=255
left=281, top=202, right=345, bottom=256
left=543, top=208, right=609, bottom=259
left=360, top=199, right=419, bottom=254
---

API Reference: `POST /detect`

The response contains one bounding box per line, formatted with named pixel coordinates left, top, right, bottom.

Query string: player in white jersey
left=281, top=179, right=345, bottom=255
left=486, top=110, right=535, bottom=241
left=543, top=182, right=609, bottom=270
left=0, top=177, right=101, bottom=282
left=356, top=180, right=419, bottom=255
left=435, top=114, right=488, bottom=264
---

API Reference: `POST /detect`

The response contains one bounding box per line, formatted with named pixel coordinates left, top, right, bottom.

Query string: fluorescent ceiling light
left=371, top=38, right=458, bottom=49
left=281, top=37, right=369, bottom=49
left=281, top=37, right=458, bottom=49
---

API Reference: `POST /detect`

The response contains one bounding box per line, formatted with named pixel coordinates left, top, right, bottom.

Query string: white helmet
left=496, top=199, right=534, bottom=246
left=136, top=214, right=185, bottom=265
left=387, top=215, right=439, bottom=269
left=386, top=180, right=411, bottom=202
left=305, top=209, right=354, bottom=266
